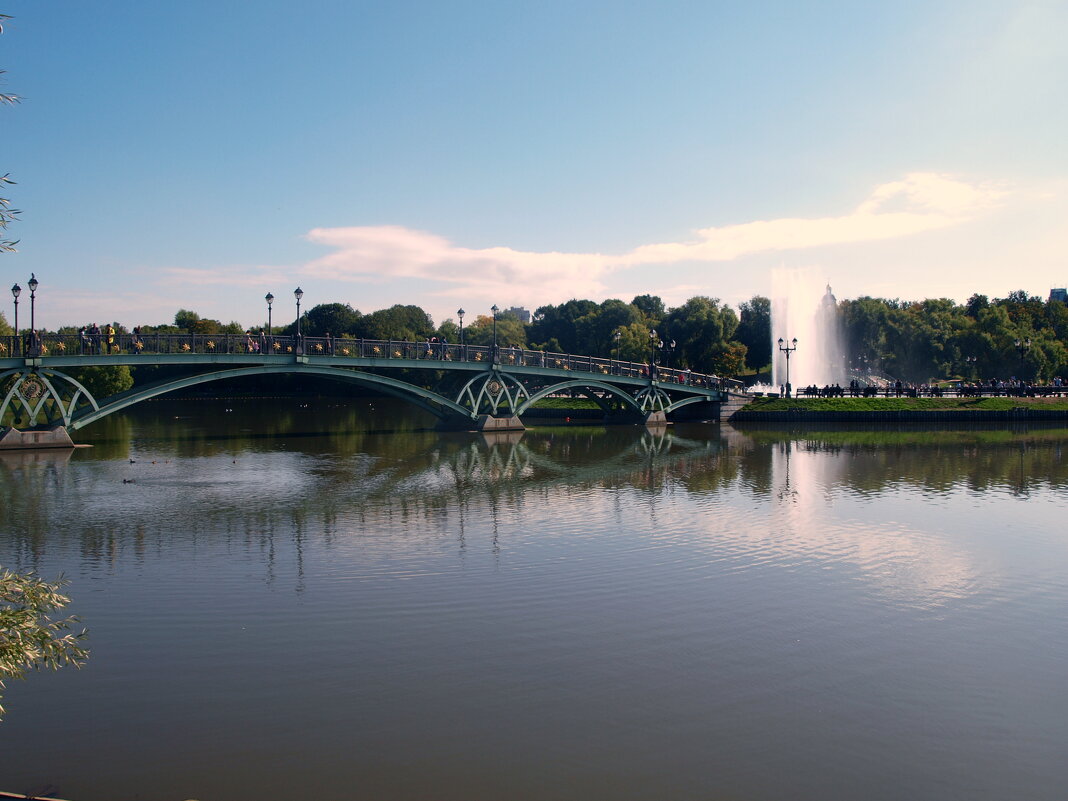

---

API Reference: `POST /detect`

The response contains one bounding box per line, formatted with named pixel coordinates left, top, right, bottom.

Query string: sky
left=2, top=0, right=1067, bottom=332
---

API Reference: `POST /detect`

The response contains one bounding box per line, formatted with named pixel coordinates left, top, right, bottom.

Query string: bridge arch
left=515, top=379, right=645, bottom=417
left=69, top=364, right=477, bottom=429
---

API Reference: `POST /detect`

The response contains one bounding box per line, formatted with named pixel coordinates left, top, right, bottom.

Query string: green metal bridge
left=0, top=332, right=742, bottom=442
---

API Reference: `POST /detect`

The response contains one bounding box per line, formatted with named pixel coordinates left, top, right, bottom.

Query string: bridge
left=0, top=331, right=744, bottom=447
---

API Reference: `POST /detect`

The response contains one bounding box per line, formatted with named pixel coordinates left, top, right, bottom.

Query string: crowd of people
left=789, top=377, right=1068, bottom=398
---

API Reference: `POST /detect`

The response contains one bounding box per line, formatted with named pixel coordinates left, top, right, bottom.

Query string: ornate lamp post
left=649, top=329, right=660, bottom=377
left=778, top=337, right=798, bottom=396
left=27, top=273, right=38, bottom=335
left=457, top=308, right=465, bottom=346
left=491, top=304, right=499, bottom=358
left=294, top=287, right=304, bottom=354
left=10, top=283, right=19, bottom=356
left=613, top=329, right=621, bottom=361
left=265, top=292, right=274, bottom=333
left=1014, top=338, right=1032, bottom=382
left=665, top=339, right=676, bottom=368
left=966, top=355, right=978, bottom=382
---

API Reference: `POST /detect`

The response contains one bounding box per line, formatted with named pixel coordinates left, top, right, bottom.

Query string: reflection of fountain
left=771, top=268, right=846, bottom=388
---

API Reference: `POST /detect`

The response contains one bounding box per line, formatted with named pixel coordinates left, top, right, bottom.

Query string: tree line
left=4, top=288, right=1068, bottom=384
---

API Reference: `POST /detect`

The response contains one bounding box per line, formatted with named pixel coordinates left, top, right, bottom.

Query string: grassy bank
left=529, top=397, right=602, bottom=410
left=743, top=396, right=1068, bottom=412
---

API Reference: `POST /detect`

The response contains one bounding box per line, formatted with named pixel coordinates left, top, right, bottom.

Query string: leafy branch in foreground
left=0, top=173, right=19, bottom=253
left=1, top=15, right=21, bottom=251
left=0, top=567, right=89, bottom=720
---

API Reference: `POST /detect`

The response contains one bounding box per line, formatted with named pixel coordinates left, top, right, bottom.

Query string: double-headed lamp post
left=778, top=336, right=798, bottom=396
left=294, top=287, right=304, bottom=353
left=28, top=273, right=38, bottom=335
left=1015, top=337, right=1032, bottom=379
left=10, top=283, right=20, bottom=355
left=265, top=292, right=274, bottom=333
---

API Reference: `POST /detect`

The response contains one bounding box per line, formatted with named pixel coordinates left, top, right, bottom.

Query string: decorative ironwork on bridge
left=1, top=333, right=740, bottom=440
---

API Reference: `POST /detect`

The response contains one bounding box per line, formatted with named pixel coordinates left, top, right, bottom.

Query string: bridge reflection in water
left=1, top=334, right=743, bottom=439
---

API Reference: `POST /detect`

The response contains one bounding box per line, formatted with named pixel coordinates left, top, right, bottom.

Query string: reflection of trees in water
left=0, top=417, right=736, bottom=573
left=737, top=424, right=1068, bottom=496
left=5, top=405, right=1068, bottom=581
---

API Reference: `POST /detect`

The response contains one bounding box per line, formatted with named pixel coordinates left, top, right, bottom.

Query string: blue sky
left=3, top=0, right=1066, bottom=331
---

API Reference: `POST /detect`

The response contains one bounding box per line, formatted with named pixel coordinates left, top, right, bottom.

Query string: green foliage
left=66, top=365, right=135, bottom=398
left=462, top=312, right=527, bottom=347
left=174, top=309, right=201, bottom=331
left=573, top=299, right=643, bottom=356
left=529, top=299, right=598, bottom=352
left=0, top=568, right=88, bottom=719
left=662, top=296, right=740, bottom=374
left=302, top=303, right=362, bottom=337
left=1, top=18, right=19, bottom=253
left=0, top=309, right=11, bottom=337
left=735, top=295, right=771, bottom=369
left=614, top=322, right=656, bottom=362
left=355, top=304, right=434, bottom=341
left=630, top=294, right=665, bottom=322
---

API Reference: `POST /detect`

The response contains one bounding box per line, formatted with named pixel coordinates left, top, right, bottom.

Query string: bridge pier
left=474, top=414, right=526, bottom=432
left=0, top=425, right=78, bottom=450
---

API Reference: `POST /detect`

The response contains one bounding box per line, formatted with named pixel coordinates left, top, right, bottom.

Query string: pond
left=1, top=399, right=1066, bottom=800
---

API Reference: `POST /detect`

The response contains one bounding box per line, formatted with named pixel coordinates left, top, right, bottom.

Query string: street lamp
left=294, top=287, right=304, bottom=353
left=665, top=339, right=676, bottom=368
left=491, top=304, right=499, bottom=357
left=457, top=308, right=465, bottom=346
left=1014, top=338, right=1032, bottom=382
left=265, top=292, right=274, bottom=333
left=649, top=329, right=659, bottom=377
left=613, top=329, right=621, bottom=360
left=27, top=273, right=38, bottom=335
left=965, top=355, right=978, bottom=381
left=778, top=336, right=798, bottom=396
left=10, top=283, right=19, bottom=356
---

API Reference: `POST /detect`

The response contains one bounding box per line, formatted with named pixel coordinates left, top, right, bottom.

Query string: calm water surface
left=1, top=399, right=1067, bottom=800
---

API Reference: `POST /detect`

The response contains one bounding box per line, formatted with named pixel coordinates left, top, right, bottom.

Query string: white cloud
left=295, top=173, right=1005, bottom=309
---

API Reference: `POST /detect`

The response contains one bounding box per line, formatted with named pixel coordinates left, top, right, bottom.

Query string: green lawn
left=744, top=395, right=1068, bottom=411
left=529, top=397, right=602, bottom=410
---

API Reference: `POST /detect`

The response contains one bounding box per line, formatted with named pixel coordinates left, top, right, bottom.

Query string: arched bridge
left=0, top=332, right=744, bottom=437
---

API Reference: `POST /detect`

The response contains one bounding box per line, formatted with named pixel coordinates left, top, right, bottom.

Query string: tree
left=66, top=364, right=134, bottom=398
left=302, top=303, right=361, bottom=337
left=735, top=296, right=771, bottom=370
left=630, top=294, right=665, bottom=322
left=174, top=309, right=201, bottom=331
left=0, top=309, right=11, bottom=337
left=0, top=568, right=88, bottom=719
left=355, top=304, right=434, bottom=341
left=1, top=15, right=20, bottom=253
left=528, top=299, right=597, bottom=353
left=965, top=293, right=989, bottom=319
left=462, top=312, right=527, bottom=347
left=662, top=296, right=740, bottom=374
left=612, top=322, right=655, bottom=362
left=573, top=299, right=643, bottom=356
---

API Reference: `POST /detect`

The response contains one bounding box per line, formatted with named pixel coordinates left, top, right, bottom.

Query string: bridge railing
left=2, top=333, right=742, bottom=393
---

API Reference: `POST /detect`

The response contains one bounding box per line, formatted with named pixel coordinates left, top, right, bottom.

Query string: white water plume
left=770, top=268, right=846, bottom=390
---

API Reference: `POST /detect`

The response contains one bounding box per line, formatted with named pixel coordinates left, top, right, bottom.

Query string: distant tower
left=1050, top=288, right=1067, bottom=303
left=822, top=283, right=837, bottom=308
